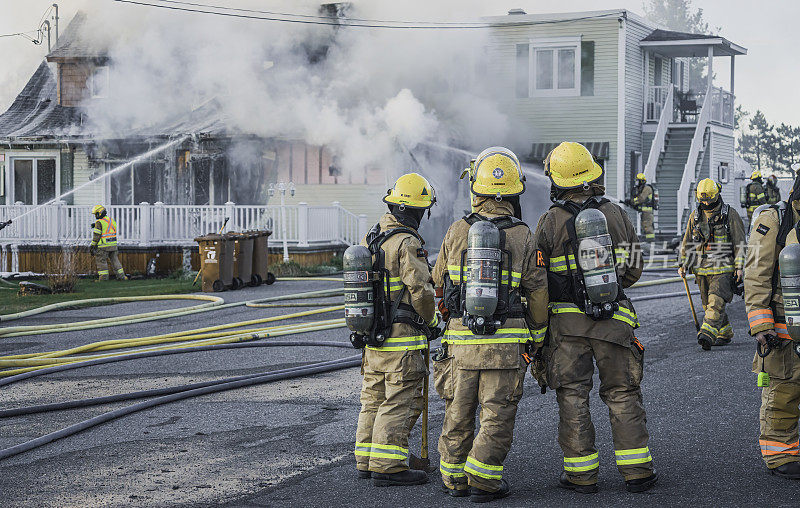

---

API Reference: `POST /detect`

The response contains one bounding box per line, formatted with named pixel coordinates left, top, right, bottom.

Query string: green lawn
left=0, top=278, right=198, bottom=314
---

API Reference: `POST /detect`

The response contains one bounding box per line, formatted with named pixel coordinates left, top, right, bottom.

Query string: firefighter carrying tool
left=679, top=179, right=745, bottom=350
left=348, top=173, right=440, bottom=488
left=745, top=171, right=800, bottom=479
left=533, top=142, right=657, bottom=494
left=432, top=146, right=547, bottom=502
left=90, top=205, right=127, bottom=281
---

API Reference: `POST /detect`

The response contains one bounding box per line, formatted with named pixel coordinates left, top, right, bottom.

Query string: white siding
left=487, top=17, right=621, bottom=192
left=72, top=147, right=103, bottom=206
left=624, top=18, right=652, bottom=198
left=282, top=184, right=386, bottom=226
left=710, top=128, right=736, bottom=205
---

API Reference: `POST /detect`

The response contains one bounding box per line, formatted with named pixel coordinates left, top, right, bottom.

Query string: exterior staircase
left=654, top=126, right=695, bottom=236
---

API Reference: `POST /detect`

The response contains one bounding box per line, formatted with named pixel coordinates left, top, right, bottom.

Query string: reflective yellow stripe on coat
left=366, top=335, right=427, bottom=351
left=443, top=327, right=531, bottom=345
left=550, top=302, right=639, bottom=328
left=446, top=265, right=521, bottom=287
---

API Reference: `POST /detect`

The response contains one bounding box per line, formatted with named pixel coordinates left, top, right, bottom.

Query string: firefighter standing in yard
left=766, top=174, right=782, bottom=205
left=90, top=205, right=127, bottom=281
left=678, top=179, right=745, bottom=350
left=532, top=142, right=656, bottom=494
left=354, top=173, right=439, bottom=487
left=431, top=147, right=548, bottom=502
left=630, top=172, right=655, bottom=244
left=745, top=170, right=768, bottom=223
left=744, top=173, right=800, bottom=479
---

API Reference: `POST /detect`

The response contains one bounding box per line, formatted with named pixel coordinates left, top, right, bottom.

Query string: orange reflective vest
left=93, top=216, right=118, bottom=247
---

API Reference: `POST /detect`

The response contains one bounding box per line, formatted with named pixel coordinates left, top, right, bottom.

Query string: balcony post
left=153, top=201, right=165, bottom=242
left=730, top=55, right=735, bottom=96
left=50, top=200, right=62, bottom=244
left=707, top=45, right=714, bottom=91
left=139, top=201, right=150, bottom=247
left=225, top=201, right=236, bottom=231
left=298, top=202, right=309, bottom=247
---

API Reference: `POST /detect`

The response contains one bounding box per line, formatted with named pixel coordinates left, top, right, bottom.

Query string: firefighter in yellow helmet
left=678, top=179, right=745, bottom=350
left=90, top=205, right=127, bottom=281
left=745, top=171, right=800, bottom=479
left=745, top=170, right=768, bottom=223
left=431, top=147, right=546, bottom=501
left=628, top=173, right=656, bottom=244
left=354, top=173, right=440, bottom=487
left=531, top=142, right=656, bottom=494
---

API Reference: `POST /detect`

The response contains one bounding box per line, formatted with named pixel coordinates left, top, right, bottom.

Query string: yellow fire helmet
left=636, top=172, right=647, bottom=181
left=383, top=173, right=436, bottom=209
left=696, top=178, right=721, bottom=203
left=91, top=205, right=106, bottom=216
left=751, top=170, right=762, bottom=180
left=469, top=147, right=525, bottom=198
left=545, top=142, right=603, bottom=189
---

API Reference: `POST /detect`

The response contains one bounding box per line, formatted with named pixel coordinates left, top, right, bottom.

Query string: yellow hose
left=631, top=275, right=694, bottom=288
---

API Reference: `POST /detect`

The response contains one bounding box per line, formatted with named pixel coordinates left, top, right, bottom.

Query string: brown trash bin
left=194, top=234, right=230, bottom=292
left=235, top=231, right=256, bottom=287
left=222, top=232, right=243, bottom=290
left=251, top=229, right=275, bottom=286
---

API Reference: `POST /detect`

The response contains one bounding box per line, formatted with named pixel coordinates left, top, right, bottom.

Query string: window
left=653, top=56, right=663, bottom=86
left=581, top=41, right=595, bottom=96
left=90, top=66, right=109, bottom=98
left=718, top=162, right=730, bottom=184
left=9, top=157, right=58, bottom=205
left=530, top=37, right=581, bottom=97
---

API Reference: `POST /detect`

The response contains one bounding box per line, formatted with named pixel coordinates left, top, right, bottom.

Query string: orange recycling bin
left=251, top=229, right=275, bottom=286
left=194, top=234, right=232, bottom=292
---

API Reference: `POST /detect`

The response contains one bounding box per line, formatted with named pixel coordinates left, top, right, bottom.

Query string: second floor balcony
left=646, top=84, right=734, bottom=128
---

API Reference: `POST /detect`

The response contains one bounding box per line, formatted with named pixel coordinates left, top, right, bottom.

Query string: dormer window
left=90, top=66, right=109, bottom=98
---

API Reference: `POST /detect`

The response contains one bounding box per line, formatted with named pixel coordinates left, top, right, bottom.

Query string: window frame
left=6, top=153, right=61, bottom=205
left=529, top=36, right=582, bottom=97
left=90, top=66, right=110, bottom=99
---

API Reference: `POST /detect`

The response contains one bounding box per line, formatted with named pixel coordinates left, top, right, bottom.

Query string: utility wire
left=113, top=0, right=620, bottom=29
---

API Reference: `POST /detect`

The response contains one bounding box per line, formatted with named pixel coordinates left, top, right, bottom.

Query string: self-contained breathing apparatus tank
left=740, top=185, right=748, bottom=208
left=343, top=245, right=377, bottom=348
left=779, top=242, right=800, bottom=341
left=462, top=220, right=502, bottom=335
left=574, top=208, right=619, bottom=319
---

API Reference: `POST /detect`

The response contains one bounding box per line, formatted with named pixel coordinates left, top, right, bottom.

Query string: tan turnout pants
left=697, top=272, right=734, bottom=340
left=641, top=210, right=654, bottom=242
left=435, top=356, right=526, bottom=493
left=753, top=342, right=800, bottom=468
left=355, top=350, right=425, bottom=474
left=547, top=334, right=653, bottom=484
left=95, top=247, right=125, bottom=280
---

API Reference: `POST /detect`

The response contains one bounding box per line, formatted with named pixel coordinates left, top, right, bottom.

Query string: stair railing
left=643, top=86, right=674, bottom=183
left=676, top=84, right=713, bottom=234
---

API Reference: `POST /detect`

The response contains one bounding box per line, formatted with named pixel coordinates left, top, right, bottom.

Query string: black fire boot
left=769, top=462, right=800, bottom=479
left=558, top=472, right=599, bottom=494
left=357, top=469, right=371, bottom=479
left=441, top=482, right=470, bottom=497
left=713, top=336, right=732, bottom=346
left=469, top=479, right=510, bottom=503
left=625, top=471, right=658, bottom=492
left=697, top=331, right=713, bottom=351
left=372, top=469, right=429, bottom=487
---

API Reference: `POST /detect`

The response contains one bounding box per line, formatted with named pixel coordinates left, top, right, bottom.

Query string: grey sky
left=0, top=0, right=794, bottom=127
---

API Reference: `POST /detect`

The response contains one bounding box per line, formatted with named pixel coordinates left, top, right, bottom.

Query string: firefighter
left=745, top=173, right=800, bottom=479
left=630, top=173, right=655, bottom=244
left=90, top=205, right=127, bottom=281
left=432, top=147, right=548, bottom=502
left=532, top=142, right=656, bottom=494
left=678, top=179, right=746, bottom=350
left=745, top=170, right=768, bottom=223
left=354, top=173, right=439, bottom=487
left=765, top=174, right=782, bottom=205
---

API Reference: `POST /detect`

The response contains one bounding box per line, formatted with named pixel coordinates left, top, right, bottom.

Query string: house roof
left=46, top=11, right=107, bottom=61
left=483, top=9, right=652, bottom=29
left=640, top=29, right=747, bottom=57
left=0, top=61, right=83, bottom=139
left=133, top=98, right=230, bottom=138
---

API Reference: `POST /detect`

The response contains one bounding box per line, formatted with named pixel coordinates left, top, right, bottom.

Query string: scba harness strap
left=444, top=213, right=528, bottom=335
left=362, top=224, right=431, bottom=348
left=547, top=197, right=630, bottom=321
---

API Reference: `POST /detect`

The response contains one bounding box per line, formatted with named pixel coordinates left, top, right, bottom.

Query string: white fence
left=0, top=201, right=368, bottom=247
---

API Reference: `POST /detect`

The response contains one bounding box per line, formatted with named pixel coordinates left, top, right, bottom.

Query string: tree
left=734, top=105, right=749, bottom=146
left=644, top=1, right=720, bottom=91
left=745, top=110, right=772, bottom=172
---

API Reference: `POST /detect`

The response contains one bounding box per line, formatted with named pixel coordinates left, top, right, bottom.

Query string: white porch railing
left=676, top=85, right=713, bottom=233
left=0, top=201, right=368, bottom=247
left=707, top=86, right=734, bottom=128
left=645, top=85, right=673, bottom=122
left=644, top=86, right=674, bottom=182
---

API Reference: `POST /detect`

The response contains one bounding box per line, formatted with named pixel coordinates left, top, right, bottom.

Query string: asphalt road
left=1, top=276, right=799, bottom=507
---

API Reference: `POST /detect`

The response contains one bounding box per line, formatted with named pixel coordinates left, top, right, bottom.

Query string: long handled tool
left=192, top=217, right=229, bottom=286
left=410, top=348, right=433, bottom=472
left=681, top=273, right=700, bottom=331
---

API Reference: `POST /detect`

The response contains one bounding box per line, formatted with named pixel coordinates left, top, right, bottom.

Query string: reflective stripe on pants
left=564, top=452, right=599, bottom=472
